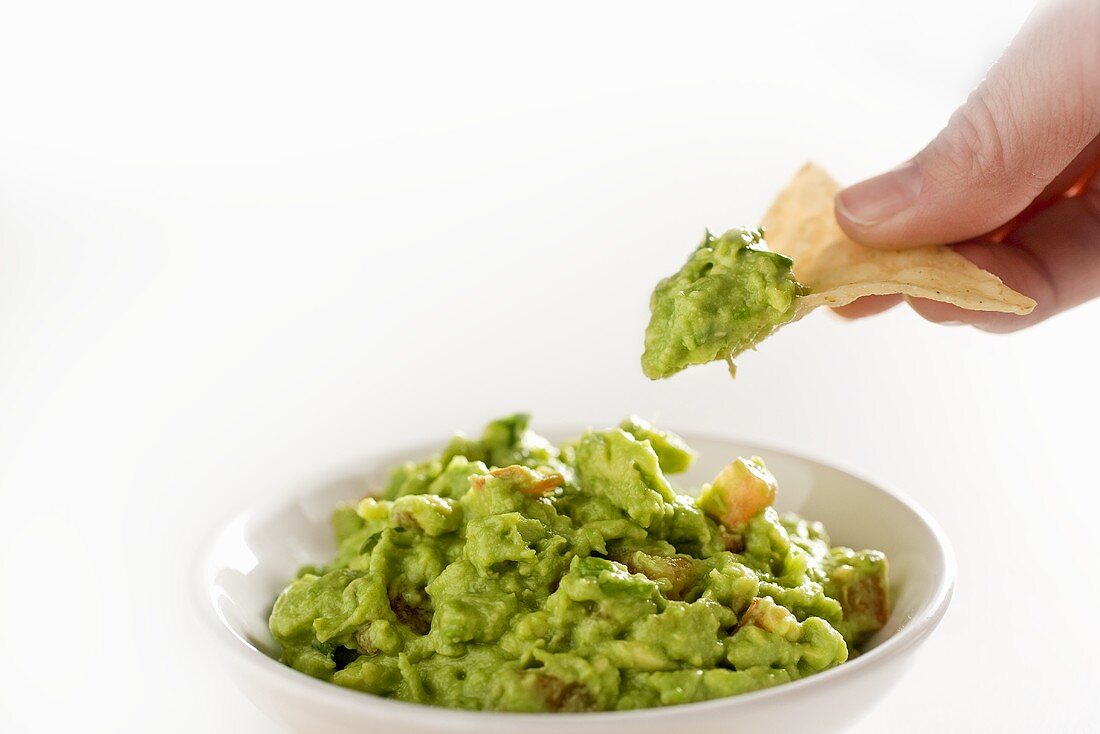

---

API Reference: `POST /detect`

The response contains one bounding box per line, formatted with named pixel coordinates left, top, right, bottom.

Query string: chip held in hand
left=764, top=163, right=1036, bottom=318
left=641, top=162, right=1036, bottom=379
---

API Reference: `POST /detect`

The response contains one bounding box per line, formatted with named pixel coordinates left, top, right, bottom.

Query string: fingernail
left=836, top=161, right=923, bottom=226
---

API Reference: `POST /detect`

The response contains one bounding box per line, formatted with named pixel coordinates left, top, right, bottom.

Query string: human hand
left=833, top=0, right=1100, bottom=332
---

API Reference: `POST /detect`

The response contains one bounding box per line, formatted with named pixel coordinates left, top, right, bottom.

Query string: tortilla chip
left=761, top=163, right=1036, bottom=318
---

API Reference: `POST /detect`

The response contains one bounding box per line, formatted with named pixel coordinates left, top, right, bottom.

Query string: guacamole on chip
left=269, top=414, right=889, bottom=712
left=642, top=227, right=806, bottom=380
left=642, top=162, right=1036, bottom=379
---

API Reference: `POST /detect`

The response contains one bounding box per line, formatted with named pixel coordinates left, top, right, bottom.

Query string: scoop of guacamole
left=269, top=414, right=889, bottom=712
left=642, top=227, right=806, bottom=379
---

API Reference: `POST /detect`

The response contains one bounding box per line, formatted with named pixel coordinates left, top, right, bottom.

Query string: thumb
left=835, top=0, right=1100, bottom=248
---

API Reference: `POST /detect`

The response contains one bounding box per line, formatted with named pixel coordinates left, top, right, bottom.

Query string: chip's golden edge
left=800, top=286, right=1036, bottom=316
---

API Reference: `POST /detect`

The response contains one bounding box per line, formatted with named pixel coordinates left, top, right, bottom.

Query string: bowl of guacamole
left=195, top=416, right=953, bottom=734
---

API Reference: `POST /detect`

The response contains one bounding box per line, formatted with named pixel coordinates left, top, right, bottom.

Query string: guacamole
left=641, top=227, right=806, bottom=380
left=269, top=414, right=889, bottom=712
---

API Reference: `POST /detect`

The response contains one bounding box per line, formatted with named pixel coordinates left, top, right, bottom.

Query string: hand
left=833, top=0, right=1100, bottom=332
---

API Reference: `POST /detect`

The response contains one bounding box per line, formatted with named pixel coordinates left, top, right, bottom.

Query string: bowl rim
left=192, top=427, right=956, bottom=724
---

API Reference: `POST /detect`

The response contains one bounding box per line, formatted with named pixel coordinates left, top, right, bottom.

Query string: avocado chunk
left=619, top=415, right=696, bottom=474
left=824, top=548, right=890, bottom=646
left=697, top=456, right=778, bottom=531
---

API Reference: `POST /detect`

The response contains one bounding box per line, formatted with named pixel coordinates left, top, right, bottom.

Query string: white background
left=2, top=1, right=1097, bottom=732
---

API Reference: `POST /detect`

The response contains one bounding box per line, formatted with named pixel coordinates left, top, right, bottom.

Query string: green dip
left=269, top=414, right=889, bottom=712
left=642, top=227, right=806, bottom=379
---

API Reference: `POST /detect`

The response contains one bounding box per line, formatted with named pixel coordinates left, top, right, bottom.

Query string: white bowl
left=194, top=430, right=954, bottom=734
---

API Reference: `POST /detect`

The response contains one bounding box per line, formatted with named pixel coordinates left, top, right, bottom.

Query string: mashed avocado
left=642, top=227, right=806, bottom=380
left=269, top=414, right=888, bottom=712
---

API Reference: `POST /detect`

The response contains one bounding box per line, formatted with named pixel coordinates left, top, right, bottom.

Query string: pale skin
left=833, top=0, right=1100, bottom=332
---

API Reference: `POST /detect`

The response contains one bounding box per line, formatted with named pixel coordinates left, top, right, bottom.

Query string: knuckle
left=936, top=88, right=1015, bottom=186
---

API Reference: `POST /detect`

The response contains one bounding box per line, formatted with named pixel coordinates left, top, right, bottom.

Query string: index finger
left=903, top=176, right=1100, bottom=332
